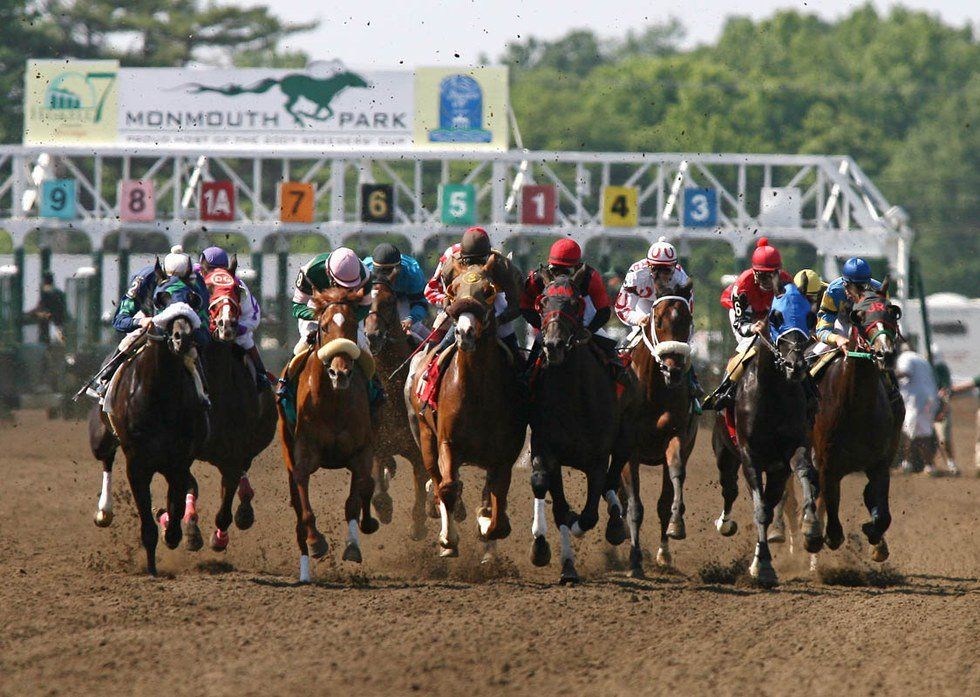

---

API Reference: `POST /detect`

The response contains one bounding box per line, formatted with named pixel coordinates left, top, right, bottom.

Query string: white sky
left=240, top=0, right=978, bottom=67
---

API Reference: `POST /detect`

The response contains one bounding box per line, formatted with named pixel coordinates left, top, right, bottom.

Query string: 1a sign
left=520, top=185, right=556, bottom=226
left=280, top=182, right=315, bottom=223
left=40, top=179, right=77, bottom=219
left=360, top=183, right=395, bottom=224
left=602, top=186, right=638, bottom=227
left=683, top=187, right=718, bottom=228
left=118, top=180, right=155, bottom=222
left=200, top=181, right=235, bottom=222
left=439, top=184, right=476, bottom=226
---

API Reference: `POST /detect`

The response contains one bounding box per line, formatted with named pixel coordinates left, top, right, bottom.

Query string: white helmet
left=646, top=236, right=677, bottom=267
left=163, top=245, right=191, bottom=277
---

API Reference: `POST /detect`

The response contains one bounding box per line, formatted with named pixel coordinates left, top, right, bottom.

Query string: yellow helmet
left=794, top=269, right=827, bottom=298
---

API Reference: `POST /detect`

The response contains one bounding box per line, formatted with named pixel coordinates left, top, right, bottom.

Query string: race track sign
left=520, top=185, right=557, bottom=226
left=200, top=181, right=235, bottom=222
left=439, top=184, right=476, bottom=226
left=683, top=187, right=718, bottom=228
left=602, top=186, right=638, bottom=227
left=40, top=179, right=77, bottom=219
left=118, top=180, right=155, bottom=222
left=279, top=182, right=315, bottom=223
left=360, top=184, right=395, bottom=224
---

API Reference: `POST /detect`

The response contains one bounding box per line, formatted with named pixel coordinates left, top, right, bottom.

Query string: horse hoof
left=233, top=501, right=255, bottom=530
left=360, top=517, right=381, bottom=535
left=94, top=509, right=113, bottom=528
left=605, top=515, right=628, bottom=546
left=438, top=545, right=459, bottom=558
left=804, top=534, right=824, bottom=554
left=480, top=551, right=496, bottom=566
left=410, top=520, right=427, bottom=542
left=861, top=521, right=883, bottom=546
left=425, top=499, right=440, bottom=519
left=716, top=518, right=737, bottom=537
left=372, top=492, right=393, bottom=525
left=453, top=498, right=467, bottom=523
left=530, top=536, right=551, bottom=567
left=656, top=548, right=672, bottom=567
left=559, top=559, right=580, bottom=585
left=750, top=558, right=778, bottom=585
left=342, top=543, right=362, bottom=564
left=309, top=535, right=329, bottom=560
left=871, top=539, right=890, bottom=563
left=155, top=508, right=169, bottom=531
left=767, top=527, right=786, bottom=544
left=825, top=532, right=844, bottom=551
left=667, top=518, right=686, bottom=540
left=210, top=529, right=229, bottom=552
left=183, top=520, right=204, bottom=552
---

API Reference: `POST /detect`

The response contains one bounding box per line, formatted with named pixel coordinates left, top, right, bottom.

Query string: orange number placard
left=280, top=182, right=315, bottom=223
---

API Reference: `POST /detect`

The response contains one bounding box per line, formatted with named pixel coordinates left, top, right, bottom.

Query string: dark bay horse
left=363, top=277, right=429, bottom=535
left=528, top=270, right=635, bottom=583
left=277, top=286, right=379, bottom=583
left=712, top=284, right=820, bottom=584
left=88, top=280, right=209, bottom=575
left=409, top=260, right=527, bottom=561
left=621, top=281, right=698, bottom=576
left=811, top=287, right=903, bottom=566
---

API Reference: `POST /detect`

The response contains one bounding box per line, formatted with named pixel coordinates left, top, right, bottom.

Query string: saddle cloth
left=415, top=343, right=457, bottom=413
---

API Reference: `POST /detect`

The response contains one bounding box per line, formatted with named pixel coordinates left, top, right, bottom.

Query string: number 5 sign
left=439, top=184, right=476, bottom=226
left=118, top=180, right=155, bottom=222
left=200, top=181, right=235, bottom=222
left=280, top=182, right=315, bottom=223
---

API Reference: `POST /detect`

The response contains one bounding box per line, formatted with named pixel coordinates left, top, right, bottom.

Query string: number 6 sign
left=119, top=180, right=156, bottom=222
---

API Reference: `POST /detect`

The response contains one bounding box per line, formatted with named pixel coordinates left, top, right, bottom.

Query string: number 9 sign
left=119, top=180, right=156, bottom=222
left=40, top=179, right=77, bottom=220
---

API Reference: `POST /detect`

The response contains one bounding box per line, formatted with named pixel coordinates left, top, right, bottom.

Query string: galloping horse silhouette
left=184, top=71, right=370, bottom=127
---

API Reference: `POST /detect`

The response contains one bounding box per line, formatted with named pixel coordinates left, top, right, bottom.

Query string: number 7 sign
left=280, top=182, right=315, bottom=223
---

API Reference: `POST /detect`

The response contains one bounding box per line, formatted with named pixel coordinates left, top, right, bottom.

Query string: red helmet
left=751, top=237, right=782, bottom=272
left=548, top=238, right=582, bottom=267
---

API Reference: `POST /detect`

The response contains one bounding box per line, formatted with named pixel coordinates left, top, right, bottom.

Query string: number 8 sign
left=119, top=180, right=156, bottom=222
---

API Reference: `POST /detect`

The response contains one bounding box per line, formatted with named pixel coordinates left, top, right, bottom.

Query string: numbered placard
left=439, top=184, right=476, bottom=226
left=683, top=187, right=718, bottom=228
left=520, top=185, right=557, bottom=226
left=280, top=182, right=315, bottom=223
left=360, top=183, right=395, bottom=224
left=602, top=186, right=638, bottom=227
left=40, top=179, right=77, bottom=219
left=200, top=181, right=235, bottom=222
left=118, top=180, right=156, bottom=222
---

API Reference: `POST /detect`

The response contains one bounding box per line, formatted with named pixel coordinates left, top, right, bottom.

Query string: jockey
left=793, top=268, right=828, bottom=313
left=703, top=237, right=792, bottom=410
left=197, top=246, right=272, bottom=391
left=363, top=242, right=430, bottom=343
left=520, top=238, right=616, bottom=358
left=424, top=226, right=524, bottom=362
left=814, top=257, right=883, bottom=350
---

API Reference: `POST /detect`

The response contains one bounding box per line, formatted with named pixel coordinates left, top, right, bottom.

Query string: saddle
left=415, top=342, right=457, bottom=414
left=277, top=347, right=313, bottom=428
left=808, top=347, right=842, bottom=381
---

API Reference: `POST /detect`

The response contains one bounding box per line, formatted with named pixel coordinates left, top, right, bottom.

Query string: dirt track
left=1, top=401, right=978, bottom=696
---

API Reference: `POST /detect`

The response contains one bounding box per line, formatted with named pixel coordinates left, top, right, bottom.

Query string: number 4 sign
left=520, top=185, right=556, bottom=225
left=602, top=186, right=638, bottom=227
left=200, top=181, right=235, bottom=222
left=119, top=180, right=155, bottom=222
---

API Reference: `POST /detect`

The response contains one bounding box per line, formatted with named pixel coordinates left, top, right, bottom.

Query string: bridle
left=314, top=298, right=358, bottom=348
left=757, top=326, right=807, bottom=375
left=364, top=278, right=396, bottom=350
left=642, top=294, right=693, bottom=370
left=539, top=283, right=586, bottom=354
left=849, top=305, right=901, bottom=365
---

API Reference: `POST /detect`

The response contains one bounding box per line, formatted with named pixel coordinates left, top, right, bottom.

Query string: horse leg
left=623, top=460, right=644, bottom=578
left=287, top=472, right=312, bottom=583
left=234, top=462, right=256, bottom=530
left=483, top=465, right=513, bottom=564
left=283, top=94, right=304, bottom=126
left=95, top=452, right=116, bottom=528
left=293, top=470, right=328, bottom=560
left=603, top=450, right=628, bottom=546
left=549, top=468, right=578, bottom=585
left=371, top=452, right=394, bottom=525
left=435, top=441, right=460, bottom=557
left=209, top=467, right=239, bottom=552
left=745, top=462, right=780, bottom=585
left=127, top=463, right=158, bottom=576
left=792, top=446, right=823, bottom=553
left=417, top=421, right=440, bottom=524
left=342, top=452, right=376, bottom=565
left=862, top=463, right=892, bottom=562
left=769, top=489, right=788, bottom=545
left=478, top=473, right=493, bottom=540
left=181, top=472, right=203, bottom=552
left=159, top=467, right=188, bottom=552
left=410, top=450, right=430, bottom=541
left=715, top=446, right=739, bottom=537
left=655, top=465, right=674, bottom=567
left=571, top=463, right=604, bottom=539
left=529, top=446, right=552, bottom=567
left=665, top=437, right=687, bottom=540
left=822, top=473, right=845, bottom=551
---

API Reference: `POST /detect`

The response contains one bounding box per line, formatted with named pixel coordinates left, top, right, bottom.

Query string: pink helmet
left=327, top=247, right=366, bottom=289
left=646, top=236, right=677, bottom=266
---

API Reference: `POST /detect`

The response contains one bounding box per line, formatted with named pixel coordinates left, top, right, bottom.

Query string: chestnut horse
left=811, top=286, right=903, bottom=565
left=409, top=260, right=527, bottom=561
left=620, top=281, right=699, bottom=577
left=362, top=276, right=428, bottom=535
left=277, top=286, right=379, bottom=583
left=528, top=270, right=635, bottom=583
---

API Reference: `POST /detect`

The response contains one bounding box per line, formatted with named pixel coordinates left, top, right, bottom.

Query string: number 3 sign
left=118, top=180, right=155, bottom=222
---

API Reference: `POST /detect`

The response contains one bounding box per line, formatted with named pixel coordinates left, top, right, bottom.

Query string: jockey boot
left=702, top=376, right=736, bottom=411
left=803, top=374, right=821, bottom=423
left=368, top=374, right=386, bottom=424
left=184, top=349, right=211, bottom=410
left=245, top=345, right=272, bottom=391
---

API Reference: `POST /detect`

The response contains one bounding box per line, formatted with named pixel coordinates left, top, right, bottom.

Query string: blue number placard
left=683, top=187, right=717, bottom=227
left=40, top=179, right=77, bottom=219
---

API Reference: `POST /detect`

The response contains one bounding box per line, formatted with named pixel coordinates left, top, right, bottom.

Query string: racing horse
left=528, top=269, right=636, bottom=583
left=181, top=265, right=277, bottom=551
left=277, top=286, right=379, bottom=583
left=408, top=260, right=527, bottom=561
left=362, top=276, right=428, bottom=534
left=811, top=286, right=903, bottom=564
left=712, top=284, right=821, bottom=584
left=620, top=280, right=698, bottom=577
left=88, top=265, right=209, bottom=575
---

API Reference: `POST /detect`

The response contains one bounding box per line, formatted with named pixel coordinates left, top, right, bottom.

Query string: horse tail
left=182, top=77, right=280, bottom=96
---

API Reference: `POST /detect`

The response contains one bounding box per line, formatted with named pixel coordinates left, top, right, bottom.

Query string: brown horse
left=811, top=286, right=903, bottom=565
left=621, top=281, right=698, bottom=576
left=362, top=276, right=429, bottom=536
left=277, top=286, right=379, bottom=583
left=409, top=260, right=527, bottom=561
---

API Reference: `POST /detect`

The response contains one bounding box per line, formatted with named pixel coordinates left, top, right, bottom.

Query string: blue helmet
left=842, top=257, right=872, bottom=283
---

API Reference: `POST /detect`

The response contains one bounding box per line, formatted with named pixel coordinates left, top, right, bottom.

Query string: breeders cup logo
left=429, top=75, right=492, bottom=143
left=24, top=60, right=120, bottom=144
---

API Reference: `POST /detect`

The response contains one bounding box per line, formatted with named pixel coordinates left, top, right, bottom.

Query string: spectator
left=22, top=272, right=68, bottom=345
left=931, top=344, right=958, bottom=475
left=949, top=374, right=980, bottom=475
left=894, top=342, right=941, bottom=475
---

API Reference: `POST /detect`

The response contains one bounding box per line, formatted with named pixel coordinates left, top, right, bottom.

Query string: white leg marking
left=299, top=554, right=311, bottom=583
left=559, top=524, right=574, bottom=563
left=809, top=554, right=819, bottom=572
left=346, top=519, right=359, bottom=547
left=531, top=498, right=548, bottom=539
left=715, top=509, right=729, bottom=531
left=478, top=511, right=492, bottom=537
left=570, top=520, right=585, bottom=538
left=604, top=489, right=622, bottom=514
left=98, top=470, right=112, bottom=512
left=438, top=499, right=450, bottom=545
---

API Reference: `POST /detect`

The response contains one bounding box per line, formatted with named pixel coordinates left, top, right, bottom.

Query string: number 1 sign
left=200, top=181, right=235, bottom=222
left=520, top=185, right=556, bottom=225
left=118, top=180, right=156, bottom=222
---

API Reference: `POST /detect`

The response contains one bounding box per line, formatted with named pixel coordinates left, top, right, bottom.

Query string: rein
left=641, top=295, right=693, bottom=367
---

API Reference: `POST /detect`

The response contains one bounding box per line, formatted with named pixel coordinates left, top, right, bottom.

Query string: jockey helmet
left=372, top=242, right=401, bottom=268
left=793, top=269, right=826, bottom=299
left=548, top=238, right=581, bottom=267
left=327, top=247, right=367, bottom=289
left=751, top=237, right=782, bottom=272
left=460, top=226, right=491, bottom=262
left=842, top=257, right=872, bottom=284
left=201, top=246, right=229, bottom=270
left=163, top=245, right=192, bottom=277
left=646, top=236, right=677, bottom=266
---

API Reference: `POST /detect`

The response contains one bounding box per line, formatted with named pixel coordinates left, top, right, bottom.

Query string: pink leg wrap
left=158, top=511, right=170, bottom=530
left=213, top=528, right=229, bottom=549
left=183, top=493, right=197, bottom=523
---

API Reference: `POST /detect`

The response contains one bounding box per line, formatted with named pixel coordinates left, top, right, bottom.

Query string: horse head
left=646, top=280, right=694, bottom=387
left=767, top=284, right=812, bottom=382
left=848, top=280, right=901, bottom=370
left=312, top=286, right=364, bottom=390
left=364, top=275, right=398, bottom=354
left=539, top=267, right=587, bottom=367
left=204, top=267, right=241, bottom=342
left=446, top=261, right=498, bottom=352
left=152, top=276, right=203, bottom=357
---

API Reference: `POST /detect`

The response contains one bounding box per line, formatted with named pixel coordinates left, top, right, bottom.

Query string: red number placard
left=200, top=181, right=235, bottom=222
left=520, top=185, right=557, bottom=225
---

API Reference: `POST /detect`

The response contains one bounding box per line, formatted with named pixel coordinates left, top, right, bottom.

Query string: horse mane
left=311, top=286, right=361, bottom=315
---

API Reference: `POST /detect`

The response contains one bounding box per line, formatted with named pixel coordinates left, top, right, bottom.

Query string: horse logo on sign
left=429, top=75, right=492, bottom=143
